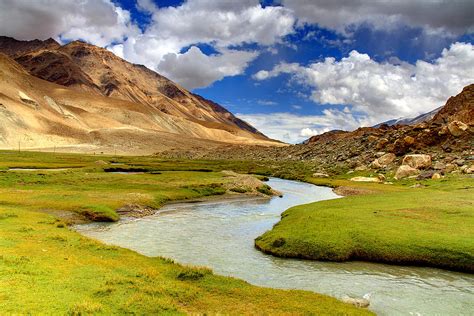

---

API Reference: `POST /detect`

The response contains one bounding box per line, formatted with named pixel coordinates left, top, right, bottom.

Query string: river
left=76, top=178, right=474, bottom=315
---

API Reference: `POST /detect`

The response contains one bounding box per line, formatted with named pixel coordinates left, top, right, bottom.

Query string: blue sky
left=2, top=0, right=474, bottom=142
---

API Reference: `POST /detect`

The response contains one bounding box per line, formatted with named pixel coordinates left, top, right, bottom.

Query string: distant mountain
left=373, top=106, right=442, bottom=127
left=0, top=36, right=278, bottom=154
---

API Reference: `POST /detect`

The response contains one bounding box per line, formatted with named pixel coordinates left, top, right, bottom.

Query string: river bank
left=255, top=175, right=474, bottom=273
left=76, top=178, right=474, bottom=315
left=0, top=151, right=369, bottom=314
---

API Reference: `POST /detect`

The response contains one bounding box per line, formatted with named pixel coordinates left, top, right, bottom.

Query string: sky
left=1, top=0, right=473, bottom=143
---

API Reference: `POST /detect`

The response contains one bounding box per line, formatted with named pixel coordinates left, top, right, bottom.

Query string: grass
left=0, top=150, right=369, bottom=314
left=255, top=176, right=474, bottom=272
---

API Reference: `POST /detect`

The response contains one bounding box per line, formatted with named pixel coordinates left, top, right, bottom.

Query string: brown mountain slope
left=0, top=53, right=280, bottom=154
left=0, top=36, right=267, bottom=140
left=160, top=84, right=473, bottom=174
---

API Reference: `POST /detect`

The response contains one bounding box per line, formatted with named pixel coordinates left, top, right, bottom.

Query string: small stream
left=76, top=178, right=474, bottom=315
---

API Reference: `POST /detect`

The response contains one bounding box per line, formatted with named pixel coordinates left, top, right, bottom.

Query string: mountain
left=374, top=106, right=442, bottom=127
left=0, top=37, right=279, bottom=154
left=159, top=84, right=474, bottom=175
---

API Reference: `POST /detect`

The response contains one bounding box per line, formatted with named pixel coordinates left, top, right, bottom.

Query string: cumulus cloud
left=0, top=0, right=295, bottom=90
left=283, top=0, right=474, bottom=36
left=158, top=46, right=257, bottom=90
left=113, top=0, right=295, bottom=88
left=237, top=110, right=366, bottom=143
left=254, top=42, right=474, bottom=130
left=0, top=0, right=139, bottom=47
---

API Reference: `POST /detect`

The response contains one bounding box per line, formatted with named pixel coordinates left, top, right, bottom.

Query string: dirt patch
left=333, top=186, right=377, bottom=196
left=116, top=204, right=157, bottom=218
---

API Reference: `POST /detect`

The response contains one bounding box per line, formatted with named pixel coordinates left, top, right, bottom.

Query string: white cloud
left=254, top=42, right=474, bottom=129
left=0, top=0, right=139, bottom=47
left=257, top=100, right=278, bottom=106
left=114, top=0, right=295, bottom=89
left=237, top=110, right=366, bottom=143
left=158, top=46, right=257, bottom=90
left=283, top=0, right=474, bottom=36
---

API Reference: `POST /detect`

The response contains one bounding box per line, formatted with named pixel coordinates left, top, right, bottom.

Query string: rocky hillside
left=0, top=36, right=266, bottom=140
left=160, top=84, right=474, bottom=178
left=0, top=52, right=280, bottom=154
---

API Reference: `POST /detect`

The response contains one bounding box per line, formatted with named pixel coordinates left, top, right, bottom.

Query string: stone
left=447, top=121, right=468, bottom=137
left=312, top=172, right=329, bottom=178
left=355, top=165, right=368, bottom=171
left=416, top=170, right=435, bottom=180
left=402, top=154, right=432, bottom=169
left=432, top=173, right=442, bottom=179
left=465, top=165, right=474, bottom=174
left=377, top=153, right=396, bottom=166
left=342, top=297, right=370, bottom=308
left=376, top=138, right=389, bottom=150
left=454, top=159, right=465, bottom=166
left=375, top=151, right=386, bottom=157
left=404, top=136, right=415, bottom=145
left=395, top=165, right=420, bottom=180
left=368, top=135, right=379, bottom=142
left=377, top=174, right=386, bottom=181
left=445, top=163, right=457, bottom=173
left=350, top=176, right=382, bottom=183
left=433, top=161, right=446, bottom=170
left=438, top=125, right=449, bottom=136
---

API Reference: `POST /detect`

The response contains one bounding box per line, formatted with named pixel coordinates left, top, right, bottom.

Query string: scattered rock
left=395, top=165, right=420, bottom=180
left=416, top=170, right=435, bottom=180
left=404, top=136, right=415, bottom=145
left=410, top=183, right=425, bottom=188
left=375, top=138, right=389, bottom=150
left=312, top=172, right=329, bottom=178
left=368, top=135, right=378, bottom=142
left=445, top=163, right=457, bottom=173
left=432, top=172, right=442, bottom=179
left=447, top=121, right=468, bottom=137
left=374, top=153, right=396, bottom=167
left=355, top=165, right=368, bottom=171
left=433, top=161, right=446, bottom=170
left=402, top=154, right=432, bottom=169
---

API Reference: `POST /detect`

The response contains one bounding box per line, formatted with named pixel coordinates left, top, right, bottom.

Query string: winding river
left=76, top=178, right=474, bottom=315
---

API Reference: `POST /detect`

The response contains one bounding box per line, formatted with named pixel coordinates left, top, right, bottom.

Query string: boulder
left=312, top=172, right=329, bottom=178
left=355, top=165, right=368, bottom=171
left=404, top=136, right=415, bottom=145
left=445, top=163, right=457, bottom=173
left=433, top=161, right=446, bottom=170
left=378, top=153, right=396, bottom=166
left=395, top=165, right=420, bottom=180
left=402, top=154, right=432, bottom=169
left=432, top=173, right=442, bottom=179
left=376, top=138, right=389, bottom=150
left=416, top=170, right=435, bottom=180
left=447, top=121, right=468, bottom=137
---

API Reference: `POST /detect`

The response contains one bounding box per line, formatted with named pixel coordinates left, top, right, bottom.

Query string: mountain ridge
left=0, top=36, right=267, bottom=141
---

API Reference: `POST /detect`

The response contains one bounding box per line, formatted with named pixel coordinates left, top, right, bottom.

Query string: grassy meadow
left=256, top=175, right=474, bottom=272
left=0, top=150, right=370, bottom=314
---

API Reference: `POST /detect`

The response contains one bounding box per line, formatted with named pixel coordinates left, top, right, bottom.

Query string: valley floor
left=0, top=150, right=472, bottom=314
left=0, top=151, right=367, bottom=315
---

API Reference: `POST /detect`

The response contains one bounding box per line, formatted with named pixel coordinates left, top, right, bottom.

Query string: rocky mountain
left=160, top=84, right=474, bottom=178
left=0, top=36, right=267, bottom=141
left=0, top=36, right=279, bottom=154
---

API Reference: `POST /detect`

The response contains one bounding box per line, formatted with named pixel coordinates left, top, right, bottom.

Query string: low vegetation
left=256, top=176, right=474, bottom=272
left=0, top=150, right=368, bottom=314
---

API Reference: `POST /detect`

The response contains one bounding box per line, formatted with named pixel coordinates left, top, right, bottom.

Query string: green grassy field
left=0, top=150, right=369, bottom=314
left=255, top=176, right=474, bottom=272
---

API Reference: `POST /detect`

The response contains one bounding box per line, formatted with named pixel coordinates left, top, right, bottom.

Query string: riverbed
left=76, top=178, right=474, bottom=315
